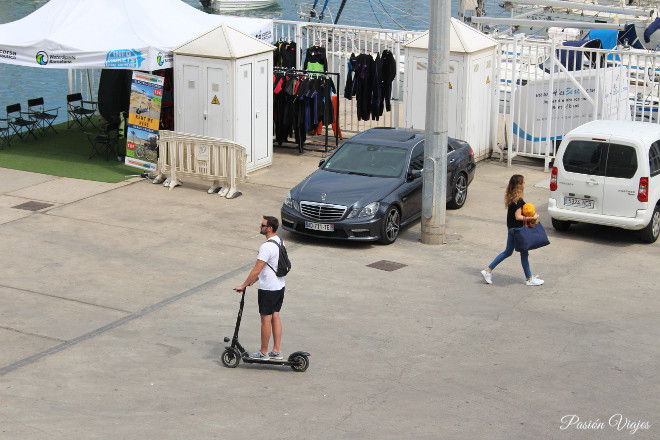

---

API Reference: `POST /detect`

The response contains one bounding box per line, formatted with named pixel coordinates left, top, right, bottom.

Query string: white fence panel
left=67, top=69, right=100, bottom=102
left=67, top=69, right=101, bottom=125
left=495, top=36, right=660, bottom=170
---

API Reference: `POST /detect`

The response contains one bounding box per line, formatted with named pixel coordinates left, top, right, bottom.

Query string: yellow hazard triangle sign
left=211, top=95, right=220, bottom=105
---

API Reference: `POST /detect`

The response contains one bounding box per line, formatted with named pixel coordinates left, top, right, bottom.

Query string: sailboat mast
left=334, top=0, right=348, bottom=24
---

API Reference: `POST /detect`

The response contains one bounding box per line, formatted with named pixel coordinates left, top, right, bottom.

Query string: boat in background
left=471, top=0, right=658, bottom=42
left=200, top=0, right=277, bottom=11
left=294, top=0, right=429, bottom=30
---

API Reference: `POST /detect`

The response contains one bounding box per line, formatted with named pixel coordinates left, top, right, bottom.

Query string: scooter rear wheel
left=221, top=348, right=240, bottom=368
left=290, top=354, right=309, bottom=372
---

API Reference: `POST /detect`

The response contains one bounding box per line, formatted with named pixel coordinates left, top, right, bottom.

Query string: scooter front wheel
left=221, top=348, right=240, bottom=368
left=290, top=354, right=309, bottom=372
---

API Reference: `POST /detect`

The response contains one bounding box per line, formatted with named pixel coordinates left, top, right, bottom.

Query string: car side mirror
left=319, top=159, right=325, bottom=167
left=408, top=169, right=422, bottom=181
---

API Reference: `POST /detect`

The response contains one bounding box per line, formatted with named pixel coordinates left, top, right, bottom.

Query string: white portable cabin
left=403, top=19, right=497, bottom=159
left=172, top=24, right=275, bottom=172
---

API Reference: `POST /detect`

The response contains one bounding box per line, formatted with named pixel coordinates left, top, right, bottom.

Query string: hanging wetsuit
left=304, top=46, right=328, bottom=73
left=321, top=77, right=336, bottom=126
left=274, top=73, right=290, bottom=145
left=379, top=49, right=397, bottom=114
left=281, top=41, right=297, bottom=69
left=273, top=42, right=281, bottom=67
left=344, top=53, right=357, bottom=99
left=371, top=52, right=382, bottom=120
left=274, top=41, right=297, bottom=69
left=352, top=53, right=375, bottom=121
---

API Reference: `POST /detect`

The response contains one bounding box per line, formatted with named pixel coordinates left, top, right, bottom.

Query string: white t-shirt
left=257, top=235, right=285, bottom=291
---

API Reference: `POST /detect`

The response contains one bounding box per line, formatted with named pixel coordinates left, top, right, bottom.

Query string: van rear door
left=602, top=142, right=642, bottom=217
left=557, top=137, right=608, bottom=215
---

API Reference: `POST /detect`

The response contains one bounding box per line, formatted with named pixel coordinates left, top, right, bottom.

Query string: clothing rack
left=273, top=67, right=340, bottom=156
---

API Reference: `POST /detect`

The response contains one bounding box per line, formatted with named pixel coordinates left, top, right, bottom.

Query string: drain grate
left=367, top=260, right=407, bottom=272
left=12, top=201, right=54, bottom=211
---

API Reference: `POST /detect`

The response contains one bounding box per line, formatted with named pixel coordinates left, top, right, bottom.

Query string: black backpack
left=266, top=239, right=291, bottom=277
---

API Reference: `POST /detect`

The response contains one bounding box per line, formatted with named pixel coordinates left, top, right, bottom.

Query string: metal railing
left=273, top=20, right=424, bottom=133
left=495, top=35, right=660, bottom=170
left=71, top=22, right=660, bottom=173
left=67, top=69, right=99, bottom=104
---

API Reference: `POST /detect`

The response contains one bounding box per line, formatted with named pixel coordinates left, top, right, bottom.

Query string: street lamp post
left=421, top=0, right=450, bottom=245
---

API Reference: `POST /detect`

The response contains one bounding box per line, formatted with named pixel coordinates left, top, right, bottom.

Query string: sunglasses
left=260, top=223, right=270, bottom=228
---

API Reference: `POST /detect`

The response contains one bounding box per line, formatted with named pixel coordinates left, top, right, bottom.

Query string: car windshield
left=322, top=142, right=408, bottom=177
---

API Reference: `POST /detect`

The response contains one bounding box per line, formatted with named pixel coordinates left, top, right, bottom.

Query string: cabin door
left=205, top=65, right=230, bottom=139
left=236, top=61, right=254, bottom=164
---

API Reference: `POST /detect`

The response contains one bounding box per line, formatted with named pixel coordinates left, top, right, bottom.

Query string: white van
left=548, top=120, right=660, bottom=243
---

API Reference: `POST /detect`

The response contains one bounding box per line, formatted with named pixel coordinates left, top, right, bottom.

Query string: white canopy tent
left=0, top=0, right=273, bottom=71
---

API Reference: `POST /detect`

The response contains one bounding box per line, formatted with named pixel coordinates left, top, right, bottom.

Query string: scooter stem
left=232, top=288, right=246, bottom=343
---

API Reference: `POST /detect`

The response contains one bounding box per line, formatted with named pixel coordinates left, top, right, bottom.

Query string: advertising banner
left=513, top=67, right=630, bottom=153
left=125, top=71, right=165, bottom=172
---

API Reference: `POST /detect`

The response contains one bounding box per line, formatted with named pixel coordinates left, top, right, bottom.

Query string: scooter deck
left=242, top=356, right=290, bottom=365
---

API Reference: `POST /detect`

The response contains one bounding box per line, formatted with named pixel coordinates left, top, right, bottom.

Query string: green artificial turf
left=0, top=119, right=140, bottom=183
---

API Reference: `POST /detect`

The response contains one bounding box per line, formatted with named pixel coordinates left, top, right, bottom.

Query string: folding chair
left=27, top=97, right=60, bottom=136
left=67, top=93, right=97, bottom=129
left=0, top=118, right=11, bottom=149
left=6, top=103, right=39, bottom=142
left=85, top=119, right=120, bottom=160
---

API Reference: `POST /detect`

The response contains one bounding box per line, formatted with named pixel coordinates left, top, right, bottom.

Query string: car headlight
left=284, top=191, right=299, bottom=211
left=347, top=201, right=380, bottom=218
left=359, top=202, right=380, bottom=217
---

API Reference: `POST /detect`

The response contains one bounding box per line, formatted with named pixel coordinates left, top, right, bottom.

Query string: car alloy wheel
left=448, top=173, right=468, bottom=209
left=640, top=205, right=660, bottom=243
left=379, top=206, right=400, bottom=244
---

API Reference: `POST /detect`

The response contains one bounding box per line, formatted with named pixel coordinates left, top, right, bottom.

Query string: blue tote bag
left=513, top=222, right=550, bottom=252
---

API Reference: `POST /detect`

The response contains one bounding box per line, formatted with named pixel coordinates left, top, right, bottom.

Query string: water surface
left=0, top=0, right=469, bottom=125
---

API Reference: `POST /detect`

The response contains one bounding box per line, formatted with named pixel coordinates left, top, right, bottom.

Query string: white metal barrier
left=154, top=130, right=248, bottom=199
left=494, top=35, right=660, bottom=170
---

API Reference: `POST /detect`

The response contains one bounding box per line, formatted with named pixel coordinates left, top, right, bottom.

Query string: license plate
left=564, top=196, right=594, bottom=209
left=305, top=221, right=334, bottom=231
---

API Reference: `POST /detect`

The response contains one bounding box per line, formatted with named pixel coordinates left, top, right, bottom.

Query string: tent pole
left=86, top=70, right=94, bottom=101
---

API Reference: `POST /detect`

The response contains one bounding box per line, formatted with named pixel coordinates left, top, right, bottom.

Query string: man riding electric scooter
left=225, top=215, right=308, bottom=371
left=235, top=216, right=287, bottom=360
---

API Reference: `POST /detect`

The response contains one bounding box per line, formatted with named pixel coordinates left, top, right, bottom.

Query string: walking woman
left=481, top=174, right=544, bottom=286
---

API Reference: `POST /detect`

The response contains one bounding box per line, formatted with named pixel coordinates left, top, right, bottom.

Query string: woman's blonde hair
left=504, top=174, right=525, bottom=208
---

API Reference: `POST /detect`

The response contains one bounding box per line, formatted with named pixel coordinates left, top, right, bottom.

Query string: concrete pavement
left=0, top=152, right=658, bottom=439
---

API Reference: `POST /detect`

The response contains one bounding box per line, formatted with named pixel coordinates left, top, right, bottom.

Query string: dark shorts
left=258, top=287, right=285, bottom=315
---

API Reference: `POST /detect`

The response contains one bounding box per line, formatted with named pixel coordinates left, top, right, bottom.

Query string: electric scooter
left=221, top=288, right=310, bottom=372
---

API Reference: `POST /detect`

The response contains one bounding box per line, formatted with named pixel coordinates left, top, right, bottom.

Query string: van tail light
left=638, top=177, right=649, bottom=202
left=550, top=167, right=558, bottom=191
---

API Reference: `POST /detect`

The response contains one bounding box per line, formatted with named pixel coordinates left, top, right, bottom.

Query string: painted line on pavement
left=0, top=263, right=253, bottom=376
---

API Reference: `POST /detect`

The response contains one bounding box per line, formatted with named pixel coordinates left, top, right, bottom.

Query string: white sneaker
left=481, top=269, right=492, bottom=284
left=526, top=277, right=543, bottom=286
left=533, top=275, right=544, bottom=285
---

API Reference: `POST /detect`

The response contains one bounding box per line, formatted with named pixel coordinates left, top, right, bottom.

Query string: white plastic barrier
left=154, top=130, right=248, bottom=198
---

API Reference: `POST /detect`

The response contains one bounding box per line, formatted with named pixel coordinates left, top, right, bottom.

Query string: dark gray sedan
left=281, top=127, right=476, bottom=244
